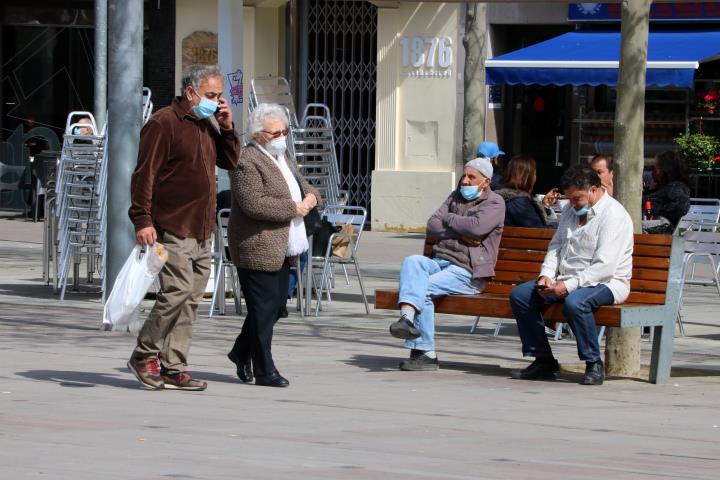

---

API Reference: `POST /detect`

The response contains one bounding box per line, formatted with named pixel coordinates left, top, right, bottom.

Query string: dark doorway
left=496, top=25, right=574, bottom=194
left=297, top=0, right=377, bottom=210
left=515, top=84, right=571, bottom=194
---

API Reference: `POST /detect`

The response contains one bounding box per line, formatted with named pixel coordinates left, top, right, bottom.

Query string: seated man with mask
left=388, top=157, right=505, bottom=371
left=509, top=165, right=633, bottom=386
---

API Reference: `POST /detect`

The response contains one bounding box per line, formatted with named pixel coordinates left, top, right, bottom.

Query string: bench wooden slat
left=498, top=237, right=556, bottom=251
left=493, top=268, right=668, bottom=284
left=634, top=244, right=671, bottom=257
left=498, top=249, right=546, bottom=262
left=374, top=289, right=623, bottom=327
left=495, top=260, right=543, bottom=273
left=633, top=256, right=670, bottom=269
left=634, top=234, right=672, bottom=246
left=632, top=268, right=668, bottom=281
left=500, top=227, right=556, bottom=240
left=487, top=276, right=667, bottom=293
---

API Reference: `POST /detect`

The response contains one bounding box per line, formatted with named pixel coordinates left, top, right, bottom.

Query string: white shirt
left=539, top=191, right=634, bottom=304
left=255, top=142, right=309, bottom=256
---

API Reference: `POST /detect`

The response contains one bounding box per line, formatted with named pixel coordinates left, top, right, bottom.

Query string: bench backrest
left=425, top=226, right=673, bottom=305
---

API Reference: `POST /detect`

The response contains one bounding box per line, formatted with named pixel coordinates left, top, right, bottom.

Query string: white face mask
left=266, top=135, right=287, bottom=155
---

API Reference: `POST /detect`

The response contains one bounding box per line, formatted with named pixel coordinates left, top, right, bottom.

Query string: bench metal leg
left=493, top=318, right=503, bottom=336
left=649, top=323, right=675, bottom=384
left=470, top=316, right=481, bottom=334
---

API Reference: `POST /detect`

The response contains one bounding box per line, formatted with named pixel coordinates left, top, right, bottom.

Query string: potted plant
left=696, top=88, right=719, bottom=115
left=674, top=133, right=720, bottom=171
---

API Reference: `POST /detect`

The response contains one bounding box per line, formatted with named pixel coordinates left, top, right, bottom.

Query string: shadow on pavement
left=16, top=369, right=141, bottom=389
left=343, top=354, right=404, bottom=372
left=0, top=283, right=101, bottom=300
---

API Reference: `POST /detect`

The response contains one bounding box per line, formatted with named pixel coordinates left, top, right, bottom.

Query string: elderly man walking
left=509, top=165, right=633, bottom=386
left=388, top=157, right=505, bottom=371
left=127, top=64, right=241, bottom=391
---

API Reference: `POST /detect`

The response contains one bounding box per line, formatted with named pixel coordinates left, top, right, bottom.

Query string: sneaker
left=580, top=360, right=604, bottom=386
left=127, top=354, right=164, bottom=390
left=510, top=357, right=560, bottom=380
left=399, top=350, right=439, bottom=371
left=389, top=316, right=421, bottom=340
left=161, top=371, right=207, bottom=391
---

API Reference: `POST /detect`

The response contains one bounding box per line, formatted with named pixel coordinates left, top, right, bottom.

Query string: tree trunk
left=462, top=3, right=487, bottom=164
left=606, top=0, right=652, bottom=377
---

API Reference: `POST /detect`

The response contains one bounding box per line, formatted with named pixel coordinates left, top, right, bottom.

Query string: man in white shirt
left=509, top=165, right=633, bottom=385
left=590, top=154, right=614, bottom=196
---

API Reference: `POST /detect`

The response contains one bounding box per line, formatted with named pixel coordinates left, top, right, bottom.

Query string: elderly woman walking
left=226, top=103, right=320, bottom=387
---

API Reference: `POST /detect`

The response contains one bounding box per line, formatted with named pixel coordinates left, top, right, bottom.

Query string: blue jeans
left=287, top=252, right=308, bottom=298
left=509, top=280, right=614, bottom=362
left=398, top=255, right=480, bottom=351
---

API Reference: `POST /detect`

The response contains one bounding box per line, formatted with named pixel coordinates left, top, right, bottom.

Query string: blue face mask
left=459, top=185, right=481, bottom=201
left=192, top=96, right=219, bottom=120
left=573, top=204, right=589, bottom=216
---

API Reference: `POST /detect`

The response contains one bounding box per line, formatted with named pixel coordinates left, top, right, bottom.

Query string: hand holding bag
left=102, top=243, right=168, bottom=327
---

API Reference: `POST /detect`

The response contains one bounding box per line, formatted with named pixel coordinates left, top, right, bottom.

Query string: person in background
left=494, top=155, right=557, bottom=228
left=509, top=166, right=633, bottom=386
left=281, top=252, right=307, bottom=318
left=227, top=103, right=320, bottom=388
left=73, top=116, right=94, bottom=136
left=127, top=64, right=241, bottom=391
left=476, top=141, right=505, bottom=190
left=590, top=154, right=614, bottom=197
left=388, top=157, right=505, bottom=371
left=644, top=150, right=690, bottom=229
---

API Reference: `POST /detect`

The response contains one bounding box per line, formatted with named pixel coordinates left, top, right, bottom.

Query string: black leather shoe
left=255, top=372, right=290, bottom=387
left=278, top=305, right=289, bottom=319
left=389, top=317, right=421, bottom=340
left=511, top=358, right=560, bottom=380
left=581, top=360, right=604, bottom=385
left=227, top=351, right=254, bottom=383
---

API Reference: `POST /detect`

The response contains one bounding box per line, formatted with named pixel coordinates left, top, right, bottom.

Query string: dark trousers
left=231, top=260, right=290, bottom=377
left=509, top=280, right=614, bottom=362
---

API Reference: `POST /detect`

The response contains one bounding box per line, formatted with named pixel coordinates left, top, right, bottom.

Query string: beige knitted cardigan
left=227, top=143, right=321, bottom=272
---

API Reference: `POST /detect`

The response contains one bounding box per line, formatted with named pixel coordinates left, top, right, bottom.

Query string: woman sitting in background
left=494, top=155, right=555, bottom=228
left=644, top=150, right=690, bottom=230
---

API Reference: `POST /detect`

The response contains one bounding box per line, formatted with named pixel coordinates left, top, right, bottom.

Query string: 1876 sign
left=182, top=31, right=218, bottom=70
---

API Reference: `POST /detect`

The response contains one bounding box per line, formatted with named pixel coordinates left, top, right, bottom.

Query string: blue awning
left=486, top=30, right=720, bottom=88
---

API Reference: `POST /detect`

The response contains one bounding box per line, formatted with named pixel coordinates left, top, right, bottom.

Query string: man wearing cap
left=388, top=157, right=505, bottom=371
left=477, top=141, right=505, bottom=190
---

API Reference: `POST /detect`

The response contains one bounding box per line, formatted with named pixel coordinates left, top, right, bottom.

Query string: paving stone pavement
left=1, top=216, right=719, bottom=479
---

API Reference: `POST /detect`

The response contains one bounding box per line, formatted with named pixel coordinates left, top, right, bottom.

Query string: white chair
left=208, top=208, right=242, bottom=317
left=676, top=221, right=720, bottom=335
left=313, top=205, right=369, bottom=316
left=676, top=202, right=720, bottom=231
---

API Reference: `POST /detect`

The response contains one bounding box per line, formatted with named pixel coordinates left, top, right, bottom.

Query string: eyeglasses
left=261, top=128, right=289, bottom=139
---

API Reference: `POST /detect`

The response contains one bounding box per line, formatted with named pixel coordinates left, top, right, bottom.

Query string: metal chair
left=208, top=208, right=242, bottom=317
left=313, top=205, right=369, bottom=316
left=676, top=202, right=720, bottom=231
left=676, top=221, right=720, bottom=335
left=249, top=75, right=299, bottom=126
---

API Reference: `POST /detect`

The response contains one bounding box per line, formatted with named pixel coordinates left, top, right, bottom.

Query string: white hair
left=248, top=103, right=289, bottom=136
left=181, top=64, right=223, bottom=94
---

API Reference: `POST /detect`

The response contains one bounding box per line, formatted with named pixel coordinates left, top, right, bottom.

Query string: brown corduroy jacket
left=128, top=97, right=241, bottom=240
left=228, top=143, right=320, bottom=272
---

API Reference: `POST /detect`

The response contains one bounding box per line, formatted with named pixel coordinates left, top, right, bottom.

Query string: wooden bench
left=375, top=226, right=685, bottom=384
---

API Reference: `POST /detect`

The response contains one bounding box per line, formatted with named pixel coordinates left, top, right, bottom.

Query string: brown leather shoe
left=127, top=355, right=164, bottom=390
left=161, top=371, right=207, bottom=391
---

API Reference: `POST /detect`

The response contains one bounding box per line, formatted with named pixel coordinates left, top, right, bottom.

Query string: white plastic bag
left=102, top=243, right=169, bottom=327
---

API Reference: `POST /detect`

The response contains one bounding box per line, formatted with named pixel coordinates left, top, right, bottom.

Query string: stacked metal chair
left=55, top=112, right=106, bottom=299
left=53, top=88, right=154, bottom=299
